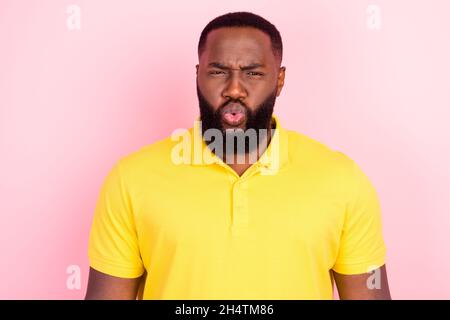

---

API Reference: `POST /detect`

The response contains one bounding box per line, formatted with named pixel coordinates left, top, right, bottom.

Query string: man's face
left=196, top=27, right=285, bottom=141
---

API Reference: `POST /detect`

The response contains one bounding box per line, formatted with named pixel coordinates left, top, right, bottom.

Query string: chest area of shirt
left=135, top=176, right=345, bottom=251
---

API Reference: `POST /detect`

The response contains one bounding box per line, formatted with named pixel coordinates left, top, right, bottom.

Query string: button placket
left=227, top=163, right=263, bottom=236
left=230, top=176, right=252, bottom=238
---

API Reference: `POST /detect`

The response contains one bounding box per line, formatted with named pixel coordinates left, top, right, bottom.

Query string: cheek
left=199, top=81, right=223, bottom=103
left=202, top=81, right=220, bottom=94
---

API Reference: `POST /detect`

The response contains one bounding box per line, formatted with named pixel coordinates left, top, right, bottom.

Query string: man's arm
left=84, top=267, right=143, bottom=300
left=333, top=265, right=391, bottom=300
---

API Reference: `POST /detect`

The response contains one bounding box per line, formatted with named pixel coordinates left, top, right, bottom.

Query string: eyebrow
left=207, top=62, right=265, bottom=71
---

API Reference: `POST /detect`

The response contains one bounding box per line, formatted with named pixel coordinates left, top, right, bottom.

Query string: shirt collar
left=187, top=114, right=289, bottom=175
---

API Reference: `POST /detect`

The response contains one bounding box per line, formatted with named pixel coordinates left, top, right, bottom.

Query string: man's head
left=195, top=12, right=286, bottom=153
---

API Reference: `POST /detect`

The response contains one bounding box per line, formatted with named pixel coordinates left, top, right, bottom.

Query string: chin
left=222, top=123, right=247, bottom=131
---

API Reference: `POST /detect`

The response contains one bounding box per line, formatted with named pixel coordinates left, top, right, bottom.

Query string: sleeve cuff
left=89, top=255, right=145, bottom=279
left=332, top=256, right=386, bottom=275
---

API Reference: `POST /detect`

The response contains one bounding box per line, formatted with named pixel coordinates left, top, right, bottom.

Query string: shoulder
left=113, top=134, right=179, bottom=180
left=285, top=129, right=355, bottom=172
left=286, top=129, right=377, bottom=196
left=284, top=129, right=377, bottom=208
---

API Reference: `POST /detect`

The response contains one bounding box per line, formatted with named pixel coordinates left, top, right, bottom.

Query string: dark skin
left=196, top=27, right=285, bottom=176
left=84, top=268, right=143, bottom=300
left=333, top=265, right=391, bottom=299
left=85, top=27, right=391, bottom=300
left=84, top=265, right=391, bottom=300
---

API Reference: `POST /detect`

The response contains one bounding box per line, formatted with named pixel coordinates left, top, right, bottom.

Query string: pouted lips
left=220, top=103, right=246, bottom=126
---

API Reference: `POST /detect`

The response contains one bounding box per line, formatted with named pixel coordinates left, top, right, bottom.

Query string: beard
left=196, top=83, right=277, bottom=156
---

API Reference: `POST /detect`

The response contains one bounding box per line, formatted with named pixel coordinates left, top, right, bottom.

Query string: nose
left=222, top=71, right=247, bottom=101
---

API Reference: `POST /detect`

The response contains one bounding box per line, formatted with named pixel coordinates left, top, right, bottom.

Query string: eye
left=208, top=70, right=226, bottom=76
left=247, top=71, right=264, bottom=77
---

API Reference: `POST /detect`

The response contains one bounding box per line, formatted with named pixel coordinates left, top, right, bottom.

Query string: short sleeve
left=332, top=160, right=387, bottom=275
left=88, top=160, right=145, bottom=278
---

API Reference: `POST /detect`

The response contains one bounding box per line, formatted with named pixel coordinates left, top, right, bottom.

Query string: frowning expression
left=196, top=26, right=285, bottom=131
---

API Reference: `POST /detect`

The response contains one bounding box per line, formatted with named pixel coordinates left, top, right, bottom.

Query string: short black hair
left=198, top=11, right=283, bottom=63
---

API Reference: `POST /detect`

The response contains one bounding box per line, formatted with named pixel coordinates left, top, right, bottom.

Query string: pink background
left=1, top=0, right=449, bottom=299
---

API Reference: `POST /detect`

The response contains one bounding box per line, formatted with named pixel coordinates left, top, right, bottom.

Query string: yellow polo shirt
left=88, top=115, right=386, bottom=299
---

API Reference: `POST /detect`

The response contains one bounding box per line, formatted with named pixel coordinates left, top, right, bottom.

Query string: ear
left=276, top=66, right=286, bottom=97
left=196, top=64, right=199, bottom=76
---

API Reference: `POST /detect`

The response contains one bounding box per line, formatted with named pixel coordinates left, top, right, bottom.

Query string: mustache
left=196, top=83, right=277, bottom=131
left=221, top=99, right=247, bottom=110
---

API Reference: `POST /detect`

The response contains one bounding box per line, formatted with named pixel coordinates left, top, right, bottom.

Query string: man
left=85, top=11, right=391, bottom=300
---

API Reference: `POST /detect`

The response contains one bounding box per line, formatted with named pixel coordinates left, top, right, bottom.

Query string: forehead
left=202, top=27, right=275, bottom=66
